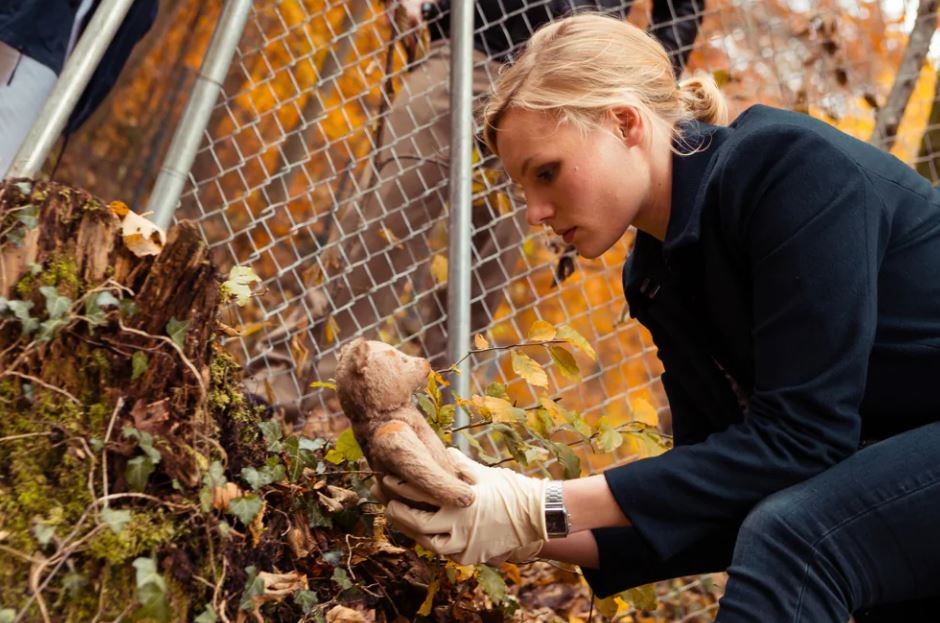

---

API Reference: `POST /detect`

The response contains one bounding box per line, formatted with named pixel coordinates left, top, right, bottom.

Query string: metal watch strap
left=544, top=480, right=570, bottom=538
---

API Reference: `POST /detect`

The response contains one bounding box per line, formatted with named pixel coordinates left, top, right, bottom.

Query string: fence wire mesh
left=161, top=0, right=940, bottom=617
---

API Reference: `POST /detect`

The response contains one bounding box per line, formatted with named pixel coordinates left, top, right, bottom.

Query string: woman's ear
left=610, top=106, right=643, bottom=147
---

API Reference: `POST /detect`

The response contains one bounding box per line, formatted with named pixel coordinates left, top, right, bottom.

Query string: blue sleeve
left=604, top=126, right=880, bottom=560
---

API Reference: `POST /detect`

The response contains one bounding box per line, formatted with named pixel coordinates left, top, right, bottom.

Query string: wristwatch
left=544, top=481, right=570, bottom=538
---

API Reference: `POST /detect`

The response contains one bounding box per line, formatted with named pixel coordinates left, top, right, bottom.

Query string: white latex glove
left=381, top=448, right=547, bottom=565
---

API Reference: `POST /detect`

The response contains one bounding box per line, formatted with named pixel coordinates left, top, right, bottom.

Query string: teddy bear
left=335, top=338, right=476, bottom=507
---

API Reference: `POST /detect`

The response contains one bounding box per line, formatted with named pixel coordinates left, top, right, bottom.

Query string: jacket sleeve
left=604, top=125, right=880, bottom=560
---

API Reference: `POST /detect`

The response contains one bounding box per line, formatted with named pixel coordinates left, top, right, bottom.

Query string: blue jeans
left=584, top=422, right=940, bottom=621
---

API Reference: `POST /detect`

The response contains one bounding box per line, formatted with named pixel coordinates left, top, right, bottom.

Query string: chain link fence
left=154, top=0, right=938, bottom=617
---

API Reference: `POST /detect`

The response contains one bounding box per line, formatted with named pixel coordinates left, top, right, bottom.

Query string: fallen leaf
left=325, top=605, right=367, bottom=623
left=119, top=209, right=165, bottom=257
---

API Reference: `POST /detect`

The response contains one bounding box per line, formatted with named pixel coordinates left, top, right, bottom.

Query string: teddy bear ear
left=339, top=338, right=370, bottom=375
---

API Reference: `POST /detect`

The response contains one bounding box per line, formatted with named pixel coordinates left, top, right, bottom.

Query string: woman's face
left=495, top=107, right=658, bottom=259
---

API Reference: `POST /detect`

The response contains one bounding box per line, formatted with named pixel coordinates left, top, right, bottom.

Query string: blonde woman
left=377, top=13, right=940, bottom=622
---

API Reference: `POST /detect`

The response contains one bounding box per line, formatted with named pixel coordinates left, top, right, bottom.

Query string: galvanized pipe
left=147, top=0, right=253, bottom=229
left=6, top=0, right=135, bottom=178
left=447, top=0, right=475, bottom=452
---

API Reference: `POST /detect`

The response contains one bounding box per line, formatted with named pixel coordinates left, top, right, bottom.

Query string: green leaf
left=131, top=351, right=149, bottom=382
left=324, top=429, right=362, bottom=464
left=123, top=427, right=161, bottom=464
left=133, top=557, right=170, bottom=623
left=193, top=605, right=218, bottom=623
left=510, top=350, right=548, bottom=387
left=239, top=566, right=264, bottom=611
left=221, top=265, right=261, bottom=306
left=557, top=324, right=596, bottom=360
left=549, top=345, right=580, bottom=381
left=241, top=462, right=285, bottom=491
left=459, top=432, right=500, bottom=465
left=85, top=291, right=120, bottom=326
left=294, top=590, right=319, bottom=614
left=33, top=521, right=55, bottom=546
left=549, top=441, right=581, bottom=479
left=126, top=456, right=155, bottom=492
left=331, top=567, right=353, bottom=590
left=100, top=507, right=132, bottom=534
left=166, top=317, right=191, bottom=350
left=0, top=609, right=14, bottom=623
left=594, top=417, right=624, bottom=454
left=416, top=392, right=437, bottom=421
left=228, top=494, right=263, bottom=525
left=476, top=565, right=508, bottom=603
left=39, top=286, right=71, bottom=320
left=15, top=181, right=32, bottom=195
left=5, top=299, right=38, bottom=335
left=37, top=317, right=68, bottom=342
left=258, top=420, right=283, bottom=453
left=15, top=205, right=38, bottom=228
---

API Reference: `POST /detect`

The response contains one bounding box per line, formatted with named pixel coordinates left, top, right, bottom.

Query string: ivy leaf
left=37, top=317, right=68, bottom=343
left=194, top=606, right=218, bottom=623
left=131, top=351, right=149, bottom=382
left=294, top=590, right=319, bottom=614
left=33, top=521, right=55, bottom=546
left=228, top=494, right=263, bottom=526
left=510, top=350, right=548, bottom=387
left=100, top=507, right=132, bottom=534
left=15, top=205, right=39, bottom=229
left=166, top=317, right=191, bottom=351
left=123, top=427, right=161, bottom=464
left=331, top=567, right=353, bottom=591
left=133, top=557, right=170, bottom=623
left=549, top=441, right=581, bottom=479
left=6, top=299, right=38, bottom=335
left=241, top=462, right=285, bottom=491
left=258, top=420, right=283, bottom=453
left=324, top=429, right=363, bottom=464
left=557, top=324, right=596, bottom=361
left=86, top=291, right=121, bottom=326
left=476, top=565, right=508, bottom=603
left=239, top=566, right=264, bottom=611
left=549, top=345, right=580, bottom=381
left=221, top=265, right=261, bottom=306
left=594, top=417, right=623, bottom=453
left=417, top=575, right=439, bottom=616
left=126, top=456, right=155, bottom=492
left=39, top=286, right=71, bottom=320
left=527, top=319, right=556, bottom=342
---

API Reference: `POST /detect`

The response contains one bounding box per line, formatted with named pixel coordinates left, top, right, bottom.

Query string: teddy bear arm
left=371, top=420, right=475, bottom=508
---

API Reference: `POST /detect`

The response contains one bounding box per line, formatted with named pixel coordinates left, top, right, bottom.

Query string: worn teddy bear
left=335, top=338, right=476, bottom=507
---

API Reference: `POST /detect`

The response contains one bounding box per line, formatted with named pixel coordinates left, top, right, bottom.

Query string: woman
left=377, top=14, right=940, bottom=621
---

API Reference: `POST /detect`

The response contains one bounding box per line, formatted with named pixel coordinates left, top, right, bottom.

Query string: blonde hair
left=482, top=13, right=728, bottom=155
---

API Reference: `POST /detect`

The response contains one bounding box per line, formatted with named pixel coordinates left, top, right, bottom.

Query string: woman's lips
left=563, top=227, right=576, bottom=244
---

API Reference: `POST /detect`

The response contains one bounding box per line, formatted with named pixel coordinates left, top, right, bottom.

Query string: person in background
left=378, top=13, right=940, bottom=623
left=0, top=0, right=158, bottom=177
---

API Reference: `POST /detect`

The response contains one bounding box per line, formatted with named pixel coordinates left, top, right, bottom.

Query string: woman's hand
left=378, top=448, right=547, bottom=565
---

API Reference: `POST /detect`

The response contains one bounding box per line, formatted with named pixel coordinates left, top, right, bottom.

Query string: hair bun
left=678, top=74, right=729, bottom=126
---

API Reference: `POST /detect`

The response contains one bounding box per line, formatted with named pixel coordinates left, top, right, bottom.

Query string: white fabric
left=0, top=45, right=57, bottom=177
left=381, top=448, right=547, bottom=565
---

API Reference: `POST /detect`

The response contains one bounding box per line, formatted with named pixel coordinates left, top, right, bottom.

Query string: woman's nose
left=525, top=194, right=553, bottom=227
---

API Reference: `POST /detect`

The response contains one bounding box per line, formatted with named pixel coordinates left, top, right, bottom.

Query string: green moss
left=87, top=509, right=178, bottom=564
left=14, top=271, right=33, bottom=299
left=39, top=253, right=80, bottom=296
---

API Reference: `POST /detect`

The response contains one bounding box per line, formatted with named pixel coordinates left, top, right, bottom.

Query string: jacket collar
left=661, top=121, right=731, bottom=262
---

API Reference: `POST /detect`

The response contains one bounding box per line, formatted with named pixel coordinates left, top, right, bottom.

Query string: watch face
left=546, top=511, right=568, bottom=536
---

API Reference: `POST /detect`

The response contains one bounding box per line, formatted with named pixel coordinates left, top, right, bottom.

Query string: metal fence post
left=6, top=0, right=135, bottom=179
left=146, top=0, right=253, bottom=229
left=447, top=0, right=475, bottom=452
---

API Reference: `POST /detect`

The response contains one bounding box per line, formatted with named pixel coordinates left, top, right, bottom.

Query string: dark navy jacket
left=583, top=105, right=940, bottom=595
left=0, top=0, right=158, bottom=132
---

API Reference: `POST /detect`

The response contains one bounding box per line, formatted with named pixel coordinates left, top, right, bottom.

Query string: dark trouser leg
left=715, top=422, right=940, bottom=622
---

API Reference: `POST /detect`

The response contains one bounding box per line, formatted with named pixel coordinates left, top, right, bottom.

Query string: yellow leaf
left=511, top=350, right=548, bottom=387
left=377, top=227, right=404, bottom=249
left=324, top=315, right=340, bottom=344
left=446, top=561, right=476, bottom=583
left=631, top=397, right=659, bottom=426
left=310, top=381, right=336, bottom=390
left=620, top=584, right=658, bottom=611
left=120, top=209, right=165, bottom=257
left=417, top=576, right=439, bottom=616
left=557, top=325, right=596, bottom=361
left=482, top=396, right=525, bottom=423
left=549, top=345, right=580, bottom=380
left=108, top=200, right=129, bottom=217
left=431, top=254, right=448, bottom=286
left=324, top=429, right=363, bottom=464
left=527, top=320, right=556, bottom=342
left=594, top=417, right=623, bottom=453
left=593, top=595, right=622, bottom=619
left=473, top=333, right=490, bottom=350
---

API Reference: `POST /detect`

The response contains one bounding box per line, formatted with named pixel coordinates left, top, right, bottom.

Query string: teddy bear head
left=335, top=338, right=431, bottom=421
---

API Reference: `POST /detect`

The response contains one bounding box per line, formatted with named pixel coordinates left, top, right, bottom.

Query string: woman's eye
left=536, top=165, right=557, bottom=183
